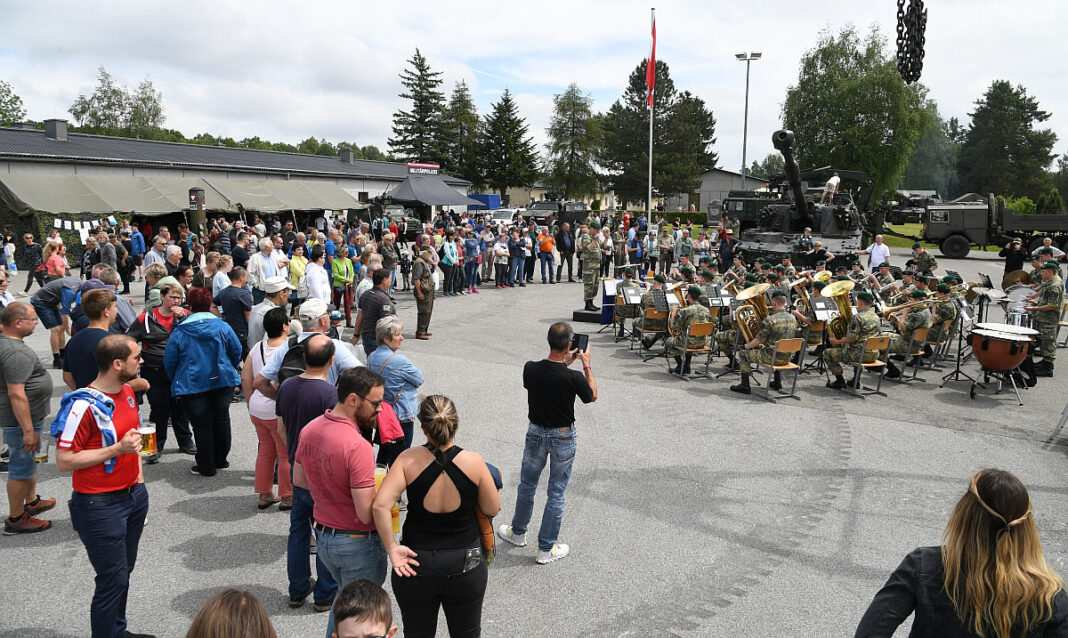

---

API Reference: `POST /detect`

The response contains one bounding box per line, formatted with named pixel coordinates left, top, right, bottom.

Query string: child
left=332, top=579, right=397, bottom=638
left=398, top=249, right=412, bottom=291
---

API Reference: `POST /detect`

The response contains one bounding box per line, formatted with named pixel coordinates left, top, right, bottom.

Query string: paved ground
left=1, top=247, right=1065, bottom=637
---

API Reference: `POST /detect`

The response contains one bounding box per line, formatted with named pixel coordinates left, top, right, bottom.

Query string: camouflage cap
left=909, top=289, right=928, bottom=299
left=770, top=290, right=787, bottom=300
left=653, top=274, right=667, bottom=283
left=1042, top=260, right=1060, bottom=271
left=856, top=291, right=875, bottom=303
left=687, top=285, right=704, bottom=299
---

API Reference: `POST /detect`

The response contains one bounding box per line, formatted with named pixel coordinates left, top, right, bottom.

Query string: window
left=929, top=209, right=948, bottom=223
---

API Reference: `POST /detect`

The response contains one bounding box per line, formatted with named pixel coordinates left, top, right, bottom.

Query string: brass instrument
left=789, top=277, right=812, bottom=318
left=723, top=279, right=739, bottom=297
left=821, top=279, right=855, bottom=339
left=813, top=270, right=832, bottom=283
left=734, top=283, right=770, bottom=342
left=880, top=298, right=928, bottom=318
left=667, top=282, right=687, bottom=307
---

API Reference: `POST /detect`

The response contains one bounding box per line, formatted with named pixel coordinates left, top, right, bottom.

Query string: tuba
left=734, top=283, right=770, bottom=342
left=789, top=278, right=811, bottom=317
left=821, top=279, right=855, bottom=339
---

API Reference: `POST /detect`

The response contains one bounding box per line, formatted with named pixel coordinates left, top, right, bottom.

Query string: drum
left=973, top=322, right=1039, bottom=338
left=1006, top=310, right=1033, bottom=328
left=970, top=328, right=1032, bottom=371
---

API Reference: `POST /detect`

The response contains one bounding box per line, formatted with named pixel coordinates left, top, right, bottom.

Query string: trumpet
left=880, top=299, right=928, bottom=318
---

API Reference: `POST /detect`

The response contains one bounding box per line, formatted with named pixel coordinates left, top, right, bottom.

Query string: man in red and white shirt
left=56, top=334, right=153, bottom=638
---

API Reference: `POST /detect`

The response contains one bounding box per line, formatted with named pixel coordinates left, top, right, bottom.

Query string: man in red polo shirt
left=294, top=366, right=386, bottom=637
left=55, top=334, right=153, bottom=638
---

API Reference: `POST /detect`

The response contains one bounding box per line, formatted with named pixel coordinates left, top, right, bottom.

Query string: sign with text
left=407, top=163, right=440, bottom=175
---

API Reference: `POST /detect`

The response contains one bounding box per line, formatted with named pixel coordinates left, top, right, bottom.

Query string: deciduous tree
left=749, top=153, right=785, bottom=180
left=0, top=80, right=27, bottom=125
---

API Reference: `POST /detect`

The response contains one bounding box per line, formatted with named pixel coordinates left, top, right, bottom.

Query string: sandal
left=279, top=497, right=293, bottom=511
left=257, top=495, right=280, bottom=510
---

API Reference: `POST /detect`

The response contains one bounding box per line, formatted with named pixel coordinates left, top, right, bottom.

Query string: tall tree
left=544, top=83, right=600, bottom=199
left=957, top=80, right=1057, bottom=199
left=1052, top=153, right=1068, bottom=200
left=600, top=60, right=718, bottom=207
left=126, top=77, right=165, bottom=137
left=388, top=49, right=446, bottom=164
left=69, top=66, right=131, bottom=131
left=901, top=99, right=960, bottom=198
left=782, top=26, right=927, bottom=200
left=0, top=80, right=27, bottom=125
left=749, top=153, right=785, bottom=179
left=480, top=89, right=538, bottom=200
left=440, top=80, right=483, bottom=184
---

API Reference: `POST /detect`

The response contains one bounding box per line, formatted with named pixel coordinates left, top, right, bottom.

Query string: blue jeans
left=69, top=483, right=149, bottom=638
left=539, top=252, right=555, bottom=282
left=509, top=256, right=524, bottom=284
left=510, top=423, right=577, bottom=551
left=287, top=485, right=338, bottom=604
left=316, top=528, right=387, bottom=637
left=464, top=260, right=479, bottom=288
left=361, top=335, right=376, bottom=357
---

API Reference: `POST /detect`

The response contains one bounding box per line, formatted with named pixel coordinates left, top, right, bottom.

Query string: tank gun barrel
left=771, top=130, right=809, bottom=220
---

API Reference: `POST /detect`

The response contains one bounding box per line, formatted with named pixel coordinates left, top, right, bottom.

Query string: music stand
left=940, top=303, right=979, bottom=388
left=651, top=289, right=669, bottom=313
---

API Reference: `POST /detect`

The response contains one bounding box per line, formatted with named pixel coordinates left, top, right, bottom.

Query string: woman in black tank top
left=372, top=395, right=501, bottom=638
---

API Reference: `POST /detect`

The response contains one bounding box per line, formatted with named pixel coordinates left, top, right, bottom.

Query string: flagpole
left=647, top=7, right=655, bottom=218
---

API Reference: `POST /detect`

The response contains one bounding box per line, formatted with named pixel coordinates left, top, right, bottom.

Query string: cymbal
left=822, top=279, right=856, bottom=297
left=1001, top=269, right=1030, bottom=289
left=735, top=282, right=770, bottom=301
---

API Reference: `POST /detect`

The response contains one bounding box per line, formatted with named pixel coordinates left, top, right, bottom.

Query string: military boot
left=682, top=354, right=693, bottom=375
left=885, top=362, right=902, bottom=379
left=730, top=373, right=752, bottom=394
left=769, top=371, right=782, bottom=391
left=826, top=374, right=846, bottom=390
left=584, top=300, right=599, bottom=312
left=672, top=356, right=683, bottom=375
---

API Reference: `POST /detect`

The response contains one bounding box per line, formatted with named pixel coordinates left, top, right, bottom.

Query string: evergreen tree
left=481, top=89, right=539, bottom=200
left=0, top=80, right=27, bottom=125
left=545, top=83, right=600, bottom=199
left=957, top=80, right=1057, bottom=199
left=388, top=49, right=446, bottom=164
left=441, top=80, right=483, bottom=184
left=901, top=99, right=960, bottom=198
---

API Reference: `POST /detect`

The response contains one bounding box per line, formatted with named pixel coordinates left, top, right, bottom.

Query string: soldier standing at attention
left=639, top=275, right=668, bottom=349
left=580, top=221, right=602, bottom=312
left=823, top=291, right=881, bottom=389
left=730, top=290, right=797, bottom=394
left=910, top=242, right=938, bottom=277
left=666, top=286, right=712, bottom=376
left=1026, top=261, right=1065, bottom=377
left=412, top=247, right=435, bottom=340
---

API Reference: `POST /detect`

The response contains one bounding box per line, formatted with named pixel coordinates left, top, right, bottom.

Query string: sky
left=2, top=0, right=1067, bottom=175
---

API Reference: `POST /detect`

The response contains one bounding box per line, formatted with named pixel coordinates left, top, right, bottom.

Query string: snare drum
left=1005, top=310, right=1033, bottom=329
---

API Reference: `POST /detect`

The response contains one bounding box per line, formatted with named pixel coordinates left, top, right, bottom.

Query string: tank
left=736, top=130, right=877, bottom=267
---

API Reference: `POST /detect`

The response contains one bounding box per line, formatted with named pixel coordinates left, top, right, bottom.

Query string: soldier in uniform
left=580, top=221, right=602, bottom=311
left=412, top=247, right=436, bottom=339
left=612, top=224, right=626, bottom=271
left=639, top=274, right=669, bottom=349
left=668, top=256, right=694, bottom=282
left=730, top=291, right=798, bottom=394
left=614, top=268, right=642, bottom=339
left=873, top=262, right=894, bottom=287
left=693, top=269, right=721, bottom=307
left=728, top=255, right=748, bottom=284
left=1026, top=261, right=1065, bottom=376
left=849, top=262, right=867, bottom=284
left=928, top=283, right=958, bottom=351
left=888, top=270, right=917, bottom=305
left=911, top=242, right=938, bottom=276
left=793, top=279, right=827, bottom=347
left=884, top=289, right=932, bottom=378
left=666, top=285, right=713, bottom=375
left=781, top=255, right=797, bottom=280
left=823, top=291, right=882, bottom=389
left=812, top=260, right=828, bottom=277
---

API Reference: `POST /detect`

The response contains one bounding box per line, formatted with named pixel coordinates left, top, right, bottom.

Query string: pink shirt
left=295, top=409, right=376, bottom=531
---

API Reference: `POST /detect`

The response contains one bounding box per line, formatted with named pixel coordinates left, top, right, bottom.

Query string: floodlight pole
left=737, top=52, right=761, bottom=190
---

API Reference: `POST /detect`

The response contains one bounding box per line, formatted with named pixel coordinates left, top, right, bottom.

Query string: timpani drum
left=969, top=328, right=1032, bottom=372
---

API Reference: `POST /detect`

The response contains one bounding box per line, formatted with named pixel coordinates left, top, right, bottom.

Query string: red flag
left=646, top=16, right=656, bottom=107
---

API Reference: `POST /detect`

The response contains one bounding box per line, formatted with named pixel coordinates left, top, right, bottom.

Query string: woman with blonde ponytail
left=856, top=469, right=1067, bottom=637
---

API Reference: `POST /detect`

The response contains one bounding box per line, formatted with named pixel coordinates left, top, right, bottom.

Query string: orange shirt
left=538, top=234, right=555, bottom=254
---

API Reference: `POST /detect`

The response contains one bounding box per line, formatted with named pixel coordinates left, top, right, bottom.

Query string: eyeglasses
left=165, top=295, right=183, bottom=301
left=358, top=394, right=382, bottom=409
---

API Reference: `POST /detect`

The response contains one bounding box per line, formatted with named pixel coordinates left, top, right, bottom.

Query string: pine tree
left=388, top=49, right=446, bottom=164
left=481, top=89, right=539, bottom=200
left=545, top=83, right=600, bottom=199
left=441, top=80, right=483, bottom=184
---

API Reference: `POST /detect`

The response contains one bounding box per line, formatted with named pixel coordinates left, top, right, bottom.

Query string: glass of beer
left=34, top=436, right=49, bottom=463
left=138, top=425, right=157, bottom=457
left=374, top=463, right=401, bottom=535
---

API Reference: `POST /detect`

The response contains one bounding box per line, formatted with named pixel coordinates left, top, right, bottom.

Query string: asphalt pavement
left=0, top=247, right=1065, bottom=637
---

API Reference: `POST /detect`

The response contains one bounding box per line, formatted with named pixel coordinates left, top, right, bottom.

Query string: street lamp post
left=736, top=52, right=761, bottom=190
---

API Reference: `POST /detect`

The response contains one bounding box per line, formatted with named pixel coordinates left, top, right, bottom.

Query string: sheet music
left=603, top=279, right=620, bottom=297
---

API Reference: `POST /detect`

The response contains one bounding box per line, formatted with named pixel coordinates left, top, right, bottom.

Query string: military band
left=666, top=286, right=713, bottom=375
left=730, top=291, right=797, bottom=394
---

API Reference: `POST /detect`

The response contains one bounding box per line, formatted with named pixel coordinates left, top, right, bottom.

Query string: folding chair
left=613, top=296, right=630, bottom=343
left=1057, top=301, right=1068, bottom=348
left=635, top=308, right=669, bottom=361
left=887, top=327, right=929, bottom=384
left=752, top=337, right=805, bottom=402
left=843, top=335, right=890, bottom=399
left=916, top=319, right=951, bottom=372
left=800, top=320, right=827, bottom=375
left=665, top=321, right=716, bottom=381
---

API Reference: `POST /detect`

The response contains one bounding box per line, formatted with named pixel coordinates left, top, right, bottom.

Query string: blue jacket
left=163, top=312, right=242, bottom=396
left=130, top=231, right=146, bottom=256
left=367, top=344, right=424, bottom=422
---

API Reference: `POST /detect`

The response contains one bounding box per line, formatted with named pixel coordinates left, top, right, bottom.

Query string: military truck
left=720, top=189, right=782, bottom=231
left=526, top=200, right=588, bottom=227
left=916, top=195, right=1068, bottom=258
left=363, top=202, right=422, bottom=243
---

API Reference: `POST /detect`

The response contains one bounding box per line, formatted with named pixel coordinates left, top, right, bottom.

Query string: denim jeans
left=69, top=482, right=149, bottom=638
left=316, top=528, right=387, bottom=637
left=179, top=387, right=232, bottom=476
left=539, top=252, right=555, bottom=282
left=464, top=260, right=479, bottom=288
left=509, top=256, right=524, bottom=284
left=510, top=423, right=577, bottom=551
left=288, top=485, right=338, bottom=604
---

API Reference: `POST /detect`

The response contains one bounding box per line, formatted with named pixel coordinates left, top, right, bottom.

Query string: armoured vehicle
left=884, top=190, right=939, bottom=225
left=736, top=130, right=878, bottom=268
left=364, top=202, right=422, bottom=243
left=527, top=200, right=589, bottom=228
left=720, top=189, right=781, bottom=231
left=917, top=196, right=1068, bottom=258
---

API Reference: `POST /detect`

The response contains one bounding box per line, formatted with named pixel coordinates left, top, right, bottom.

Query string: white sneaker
left=535, top=543, right=570, bottom=564
left=497, top=524, right=526, bottom=547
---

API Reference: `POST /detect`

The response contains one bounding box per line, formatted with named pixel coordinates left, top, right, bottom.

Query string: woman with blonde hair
left=856, top=468, right=1067, bottom=637
left=185, top=588, right=276, bottom=638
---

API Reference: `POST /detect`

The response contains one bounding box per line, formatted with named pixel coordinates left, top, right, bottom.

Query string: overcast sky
left=2, top=0, right=1066, bottom=174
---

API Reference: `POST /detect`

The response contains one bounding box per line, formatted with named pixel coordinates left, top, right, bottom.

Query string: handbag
left=374, top=354, right=406, bottom=445
left=475, top=506, right=495, bottom=565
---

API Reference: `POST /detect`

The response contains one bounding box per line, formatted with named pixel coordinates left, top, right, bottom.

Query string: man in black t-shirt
left=351, top=268, right=395, bottom=356
left=216, top=267, right=252, bottom=358
left=498, top=321, right=597, bottom=565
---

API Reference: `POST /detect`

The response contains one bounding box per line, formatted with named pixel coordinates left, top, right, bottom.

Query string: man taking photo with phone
left=498, top=321, right=597, bottom=564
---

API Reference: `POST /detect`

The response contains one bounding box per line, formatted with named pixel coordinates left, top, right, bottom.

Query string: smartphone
left=571, top=333, right=589, bottom=352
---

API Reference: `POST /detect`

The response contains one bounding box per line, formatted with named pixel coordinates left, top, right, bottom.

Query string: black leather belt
left=313, top=522, right=374, bottom=537
left=76, top=484, right=138, bottom=497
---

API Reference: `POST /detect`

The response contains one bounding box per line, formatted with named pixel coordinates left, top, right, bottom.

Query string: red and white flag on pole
left=646, top=13, right=656, bottom=107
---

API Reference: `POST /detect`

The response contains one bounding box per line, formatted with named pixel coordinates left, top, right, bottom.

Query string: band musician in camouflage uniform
left=639, top=274, right=669, bottom=349
left=730, top=291, right=798, bottom=394
left=1026, top=261, right=1065, bottom=376
left=580, top=221, right=602, bottom=311
left=823, top=291, right=882, bottom=389
left=792, top=279, right=827, bottom=347
left=666, top=285, right=713, bottom=375
left=910, top=242, right=938, bottom=276
left=883, top=289, right=932, bottom=378
left=614, top=268, right=642, bottom=339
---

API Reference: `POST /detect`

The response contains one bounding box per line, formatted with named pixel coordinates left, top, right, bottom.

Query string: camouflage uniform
left=739, top=310, right=798, bottom=373
left=715, top=327, right=739, bottom=355
left=411, top=256, right=435, bottom=337
left=580, top=232, right=600, bottom=301
left=1034, top=277, right=1065, bottom=361
left=639, top=290, right=668, bottom=332
left=666, top=304, right=713, bottom=356
left=875, top=272, right=895, bottom=287
left=912, top=250, right=938, bottom=276
left=783, top=265, right=797, bottom=280
left=615, top=279, right=642, bottom=320
left=885, top=307, right=932, bottom=354
left=612, top=230, right=626, bottom=270
left=730, top=263, right=747, bottom=281
left=823, top=309, right=881, bottom=375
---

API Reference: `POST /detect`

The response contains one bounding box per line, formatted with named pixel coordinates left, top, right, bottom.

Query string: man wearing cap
left=666, top=285, right=712, bottom=375
left=998, top=239, right=1029, bottom=275
left=728, top=255, right=747, bottom=285
left=849, top=262, right=867, bottom=284
left=411, top=247, right=435, bottom=339
left=580, top=222, right=601, bottom=312
left=823, top=291, right=881, bottom=389
left=611, top=224, right=627, bottom=272
left=639, top=275, right=669, bottom=349
left=883, top=289, right=933, bottom=378
left=856, top=234, right=890, bottom=268
left=781, top=255, right=797, bottom=280
left=793, top=279, right=827, bottom=348
left=614, top=269, right=642, bottom=339
left=730, top=290, right=797, bottom=394
left=248, top=275, right=296, bottom=349
left=930, top=282, right=958, bottom=329
left=888, top=270, right=916, bottom=304
left=911, top=243, right=938, bottom=277
left=1025, top=261, right=1065, bottom=376
left=873, top=262, right=894, bottom=288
